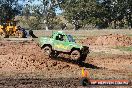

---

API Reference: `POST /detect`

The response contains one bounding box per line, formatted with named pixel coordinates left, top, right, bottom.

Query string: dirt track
left=0, top=34, right=132, bottom=87
left=0, top=41, right=80, bottom=77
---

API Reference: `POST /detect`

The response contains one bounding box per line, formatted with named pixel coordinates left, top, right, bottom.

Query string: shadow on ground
left=51, top=56, right=101, bottom=69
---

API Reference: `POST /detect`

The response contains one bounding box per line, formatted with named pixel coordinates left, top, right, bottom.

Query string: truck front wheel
left=43, top=46, right=52, bottom=58
left=70, top=50, right=81, bottom=61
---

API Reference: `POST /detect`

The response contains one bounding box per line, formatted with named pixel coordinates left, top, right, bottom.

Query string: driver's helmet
left=58, top=34, right=62, bottom=38
left=58, top=34, right=63, bottom=40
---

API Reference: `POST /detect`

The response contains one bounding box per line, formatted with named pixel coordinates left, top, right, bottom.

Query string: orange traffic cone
left=81, top=68, right=89, bottom=78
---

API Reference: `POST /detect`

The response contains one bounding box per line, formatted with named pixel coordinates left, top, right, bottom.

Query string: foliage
left=21, top=0, right=62, bottom=30
left=0, top=0, right=23, bottom=24
left=59, top=0, right=132, bottom=29
left=1, top=0, right=131, bottom=29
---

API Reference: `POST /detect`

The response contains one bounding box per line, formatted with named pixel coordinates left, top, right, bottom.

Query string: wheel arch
left=41, top=44, right=52, bottom=50
left=70, top=47, right=80, bottom=53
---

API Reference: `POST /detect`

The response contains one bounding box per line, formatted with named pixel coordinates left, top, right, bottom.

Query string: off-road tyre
left=42, top=46, right=52, bottom=58
left=70, top=50, right=81, bottom=61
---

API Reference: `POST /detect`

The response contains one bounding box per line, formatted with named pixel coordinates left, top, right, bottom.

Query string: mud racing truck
left=38, top=31, right=89, bottom=62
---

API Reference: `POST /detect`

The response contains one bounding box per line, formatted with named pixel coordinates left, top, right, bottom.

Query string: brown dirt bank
left=82, top=34, right=132, bottom=47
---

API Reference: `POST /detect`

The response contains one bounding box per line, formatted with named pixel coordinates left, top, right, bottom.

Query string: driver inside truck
left=57, top=34, right=64, bottom=41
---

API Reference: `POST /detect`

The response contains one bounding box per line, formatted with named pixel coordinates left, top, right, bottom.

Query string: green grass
left=115, top=46, right=132, bottom=52
left=127, top=34, right=132, bottom=37
left=89, top=51, right=114, bottom=57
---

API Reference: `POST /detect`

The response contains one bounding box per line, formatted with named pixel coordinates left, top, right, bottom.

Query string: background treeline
left=0, top=0, right=132, bottom=30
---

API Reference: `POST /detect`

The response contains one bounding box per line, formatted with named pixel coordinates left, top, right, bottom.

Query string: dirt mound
left=87, top=54, right=132, bottom=71
left=0, top=41, right=78, bottom=74
left=82, top=34, right=132, bottom=47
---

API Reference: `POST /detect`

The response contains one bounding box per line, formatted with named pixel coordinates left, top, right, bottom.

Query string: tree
left=24, top=0, right=62, bottom=30
left=0, top=0, right=23, bottom=24
left=42, top=0, right=63, bottom=30
left=59, top=0, right=132, bottom=29
left=100, top=0, right=132, bottom=29
left=59, top=0, right=103, bottom=29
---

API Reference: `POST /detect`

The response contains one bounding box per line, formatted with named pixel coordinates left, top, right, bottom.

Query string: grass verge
left=115, top=46, right=132, bottom=52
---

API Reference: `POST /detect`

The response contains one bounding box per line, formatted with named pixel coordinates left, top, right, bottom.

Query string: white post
left=45, top=25, right=48, bottom=31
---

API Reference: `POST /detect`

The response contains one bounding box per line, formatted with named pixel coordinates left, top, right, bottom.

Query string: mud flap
left=29, top=30, right=38, bottom=38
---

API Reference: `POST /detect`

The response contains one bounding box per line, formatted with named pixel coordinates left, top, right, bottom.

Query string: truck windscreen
left=67, top=35, right=75, bottom=42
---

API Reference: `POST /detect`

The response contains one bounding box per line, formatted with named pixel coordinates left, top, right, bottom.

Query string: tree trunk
left=44, top=19, right=49, bottom=30
left=45, top=25, right=48, bottom=31
left=129, top=14, right=132, bottom=29
left=114, top=20, right=117, bottom=29
left=126, top=14, right=130, bottom=29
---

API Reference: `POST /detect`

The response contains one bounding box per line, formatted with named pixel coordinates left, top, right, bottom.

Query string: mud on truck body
left=38, top=31, right=89, bottom=62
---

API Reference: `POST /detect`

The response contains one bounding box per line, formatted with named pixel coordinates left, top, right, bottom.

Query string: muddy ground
left=0, top=34, right=132, bottom=88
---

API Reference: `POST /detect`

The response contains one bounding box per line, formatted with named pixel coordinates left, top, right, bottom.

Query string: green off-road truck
left=38, top=31, right=89, bottom=62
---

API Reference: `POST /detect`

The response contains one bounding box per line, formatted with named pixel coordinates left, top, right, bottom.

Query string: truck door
left=53, top=34, right=69, bottom=52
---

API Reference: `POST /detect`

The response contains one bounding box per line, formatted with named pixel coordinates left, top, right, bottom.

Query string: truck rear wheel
left=43, top=46, right=52, bottom=58
left=70, top=50, right=81, bottom=60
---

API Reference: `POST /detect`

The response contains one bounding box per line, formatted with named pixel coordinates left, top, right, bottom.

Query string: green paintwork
left=38, top=31, right=83, bottom=52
